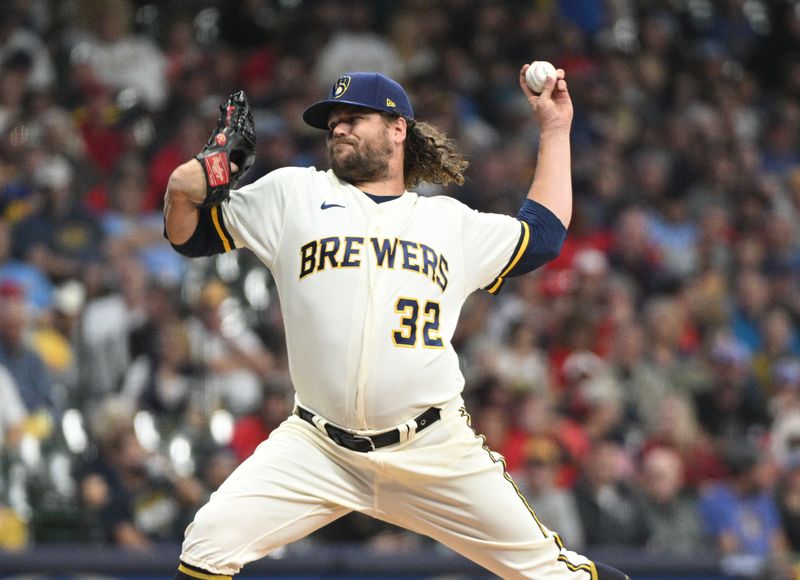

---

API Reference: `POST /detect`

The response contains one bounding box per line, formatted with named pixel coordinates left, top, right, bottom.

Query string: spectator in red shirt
left=229, top=381, right=292, bottom=462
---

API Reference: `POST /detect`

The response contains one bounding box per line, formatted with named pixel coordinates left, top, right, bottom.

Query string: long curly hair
left=401, top=120, right=469, bottom=189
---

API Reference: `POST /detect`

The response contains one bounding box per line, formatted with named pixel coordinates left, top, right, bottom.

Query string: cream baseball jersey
left=217, top=166, right=529, bottom=430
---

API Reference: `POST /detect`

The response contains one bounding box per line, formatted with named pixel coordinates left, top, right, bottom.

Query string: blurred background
left=1, top=0, right=800, bottom=578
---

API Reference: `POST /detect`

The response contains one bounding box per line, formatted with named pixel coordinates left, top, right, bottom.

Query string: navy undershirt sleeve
left=165, top=206, right=234, bottom=257
left=507, top=199, right=567, bottom=277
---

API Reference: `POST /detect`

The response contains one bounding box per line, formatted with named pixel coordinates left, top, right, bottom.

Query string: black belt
left=296, top=406, right=441, bottom=453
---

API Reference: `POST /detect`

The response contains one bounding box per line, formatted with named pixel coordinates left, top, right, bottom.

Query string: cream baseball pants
left=180, top=400, right=597, bottom=579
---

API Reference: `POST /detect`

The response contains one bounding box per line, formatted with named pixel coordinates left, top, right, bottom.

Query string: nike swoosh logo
left=321, top=202, right=346, bottom=210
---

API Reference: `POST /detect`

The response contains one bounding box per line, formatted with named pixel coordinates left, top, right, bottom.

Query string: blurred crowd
left=1, top=0, right=800, bottom=574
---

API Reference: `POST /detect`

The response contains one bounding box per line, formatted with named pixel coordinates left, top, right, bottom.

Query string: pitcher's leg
left=180, top=418, right=367, bottom=575
left=375, top=409, right=624, bottom=579
left=386, top=468, right=594, bottom=578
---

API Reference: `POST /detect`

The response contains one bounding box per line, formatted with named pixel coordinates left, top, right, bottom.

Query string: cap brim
left=302, top=99, right=386, bottom=130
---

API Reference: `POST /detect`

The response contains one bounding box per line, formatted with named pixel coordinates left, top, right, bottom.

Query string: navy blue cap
left=303, top=72, right=414, bottom=130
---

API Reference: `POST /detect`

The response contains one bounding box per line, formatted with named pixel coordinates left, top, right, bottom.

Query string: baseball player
left=164, top=68, right=630, bottom=579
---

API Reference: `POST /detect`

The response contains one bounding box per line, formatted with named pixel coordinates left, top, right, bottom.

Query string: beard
left=328, top=132, right=393, bottom=184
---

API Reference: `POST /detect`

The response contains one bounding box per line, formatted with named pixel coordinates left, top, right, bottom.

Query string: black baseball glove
left=195, top=90, right=257, bottom=208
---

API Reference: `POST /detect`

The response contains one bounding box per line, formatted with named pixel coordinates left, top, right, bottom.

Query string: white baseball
left=525, top=61, right=557, bottom=93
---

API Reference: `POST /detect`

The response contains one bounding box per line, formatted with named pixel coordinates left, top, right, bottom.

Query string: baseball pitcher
left=164, top=68, right=629, bottom=579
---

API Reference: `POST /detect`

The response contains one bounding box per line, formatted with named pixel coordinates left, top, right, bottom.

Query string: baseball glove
left=195, top=90, right=257, bottom=208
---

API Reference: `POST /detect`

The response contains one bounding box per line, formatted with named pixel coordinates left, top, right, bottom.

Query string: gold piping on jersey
left=459, top=407, right=548, bottom=537
left=177, top=563, right=232, bottom=580
left=210, top=206, right=234, bottom=252
left=553, top=535, right=598, bottom=579
left=459, top=407, right=596, bottom=579
left=486, top=220, right=530, bottom=295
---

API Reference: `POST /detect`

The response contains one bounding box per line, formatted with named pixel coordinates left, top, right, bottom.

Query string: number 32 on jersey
left=392, top=298, right=444, bottom=349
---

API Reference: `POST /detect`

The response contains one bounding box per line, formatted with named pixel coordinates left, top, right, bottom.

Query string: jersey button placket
left=356, top=209, right=381, bottom=425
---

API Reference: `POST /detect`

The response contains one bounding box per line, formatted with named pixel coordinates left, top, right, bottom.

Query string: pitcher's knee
left=181, top=503, right=247, bottom=574
left=187, top=502, right=233, bottom=543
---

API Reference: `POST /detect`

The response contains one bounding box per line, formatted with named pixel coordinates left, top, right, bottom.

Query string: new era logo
left=386, top=98, right=396, bottom=107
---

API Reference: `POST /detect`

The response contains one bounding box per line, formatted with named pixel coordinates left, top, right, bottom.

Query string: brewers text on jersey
left=298, top=235, right=449, bottom=291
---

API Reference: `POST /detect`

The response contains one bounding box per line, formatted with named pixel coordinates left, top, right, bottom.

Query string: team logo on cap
left=333, top=76, right=351, bottom=98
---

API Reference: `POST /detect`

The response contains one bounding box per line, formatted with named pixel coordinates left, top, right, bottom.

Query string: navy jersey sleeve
left=482, top=200, right=567, bottom=294
left=507, top=199, right=566, bottom=276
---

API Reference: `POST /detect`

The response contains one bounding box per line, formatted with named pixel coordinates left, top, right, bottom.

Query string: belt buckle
left=327, top=427, right=376, bottom=452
